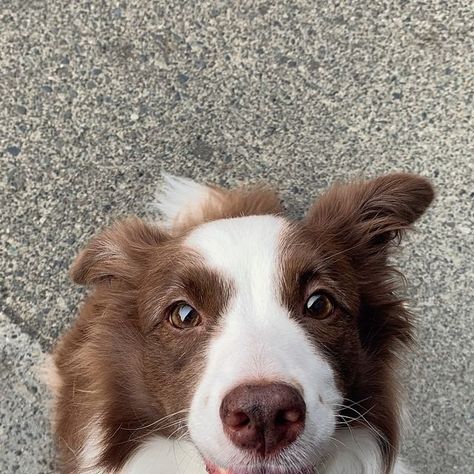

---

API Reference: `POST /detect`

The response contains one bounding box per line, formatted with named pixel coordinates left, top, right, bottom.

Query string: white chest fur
left=81, top=428, right=411, bottom=474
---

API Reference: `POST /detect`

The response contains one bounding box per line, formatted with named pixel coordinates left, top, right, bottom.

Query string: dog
left=48, top=173, right=434, bottom=474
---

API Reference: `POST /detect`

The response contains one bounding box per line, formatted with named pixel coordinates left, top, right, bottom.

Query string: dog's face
left=65, top=174, right=434, bottom=473
left=185, top=216, right=347, bottom=472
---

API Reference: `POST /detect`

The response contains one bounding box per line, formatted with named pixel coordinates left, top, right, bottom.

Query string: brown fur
left=54, top=219, right=234, bottom=472
left=52, top=174, right=433, bottom=473
left=280, top=173, right=434, bottom=473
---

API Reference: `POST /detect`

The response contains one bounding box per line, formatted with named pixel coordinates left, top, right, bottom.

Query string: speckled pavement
left=1, top=1, right=472, bottom=473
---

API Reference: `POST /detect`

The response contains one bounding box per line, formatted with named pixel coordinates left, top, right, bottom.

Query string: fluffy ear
left=70, top=217, right=166, bottom=286
left=154, top=173, right=282, bottom=232
left=305, top=173, right=434, bottom=256
left=154, top=173, right=215, bottom=230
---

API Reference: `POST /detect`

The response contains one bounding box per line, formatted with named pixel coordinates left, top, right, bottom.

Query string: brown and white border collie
left=49, top=173, right=434, bottom=474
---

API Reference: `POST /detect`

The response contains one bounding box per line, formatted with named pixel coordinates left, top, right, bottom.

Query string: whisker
left=120, top=409, right=189, bottom=432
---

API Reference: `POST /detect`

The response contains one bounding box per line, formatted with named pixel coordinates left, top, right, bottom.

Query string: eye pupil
left=305, top=293, right=334, bottom=319
left=178, top=305, right=194, bottom=322
left=307, top=294, right=323, bottom=311
left=170, top=303, right=200, bottom=329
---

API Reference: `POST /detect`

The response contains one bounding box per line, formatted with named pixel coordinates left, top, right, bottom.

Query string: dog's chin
left=205, top=462, right=315, bottom=474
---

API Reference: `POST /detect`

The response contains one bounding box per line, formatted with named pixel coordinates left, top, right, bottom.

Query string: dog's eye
left=304, top=293, right=334, bottom=319
left=169, top=303, right=201, bottom=329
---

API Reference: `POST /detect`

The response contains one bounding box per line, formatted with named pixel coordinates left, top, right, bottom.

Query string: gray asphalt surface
left=1, top=1, right=473, bottom=473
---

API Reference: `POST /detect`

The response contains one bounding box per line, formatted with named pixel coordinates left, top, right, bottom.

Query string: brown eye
left=169, top=303, right=201, bottom=329
left=304, top=293, right=334, bottom=319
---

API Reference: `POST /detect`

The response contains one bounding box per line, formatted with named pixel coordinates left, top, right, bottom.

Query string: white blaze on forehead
left=186, top=215, right=341, bottom=469
left=186, top=214, right=284, bottom=304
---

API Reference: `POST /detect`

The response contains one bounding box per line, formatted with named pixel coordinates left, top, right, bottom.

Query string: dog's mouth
left=205, top=464, right=228, bottom=474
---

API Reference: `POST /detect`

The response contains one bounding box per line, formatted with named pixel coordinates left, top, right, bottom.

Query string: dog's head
left=67, top=174, right=433, bottom=473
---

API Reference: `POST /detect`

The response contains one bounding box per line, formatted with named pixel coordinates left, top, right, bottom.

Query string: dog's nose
left=219, top=383, right=306, bottom=456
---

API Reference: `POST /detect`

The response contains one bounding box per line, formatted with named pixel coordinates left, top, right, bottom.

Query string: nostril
left=226, top=411, right=250, bottom=429
left=276, top=409, right=302, bottom=425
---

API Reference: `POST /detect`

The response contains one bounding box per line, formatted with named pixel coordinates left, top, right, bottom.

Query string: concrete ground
left=1, top=1, right=472, bottom=472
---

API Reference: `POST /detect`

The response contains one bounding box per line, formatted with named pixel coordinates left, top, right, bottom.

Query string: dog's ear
left=154, top=173, right=282, bottom=232
left=70, top=217, right=166, bottom=286
left=305, top=173, right=434, bottom=257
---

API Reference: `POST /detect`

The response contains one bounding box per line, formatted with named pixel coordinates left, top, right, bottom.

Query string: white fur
left=40, top=355, right=62, bottom=397
left=154, top=173, right=212, bottom=229
left=394, top=461, right=412, bottom=474
left=185, top=215, right=342, bottom=470
left=79, top=420, right=106, bottom=473
left=123, top=437, right=205, bottom=474
left=81, top=428, right=412, bottom=473
left=323, top=428, right=383, bottom=473
left=321, top=429, right=411, bottom=474
left=80, top=425, right=204, bottom=474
